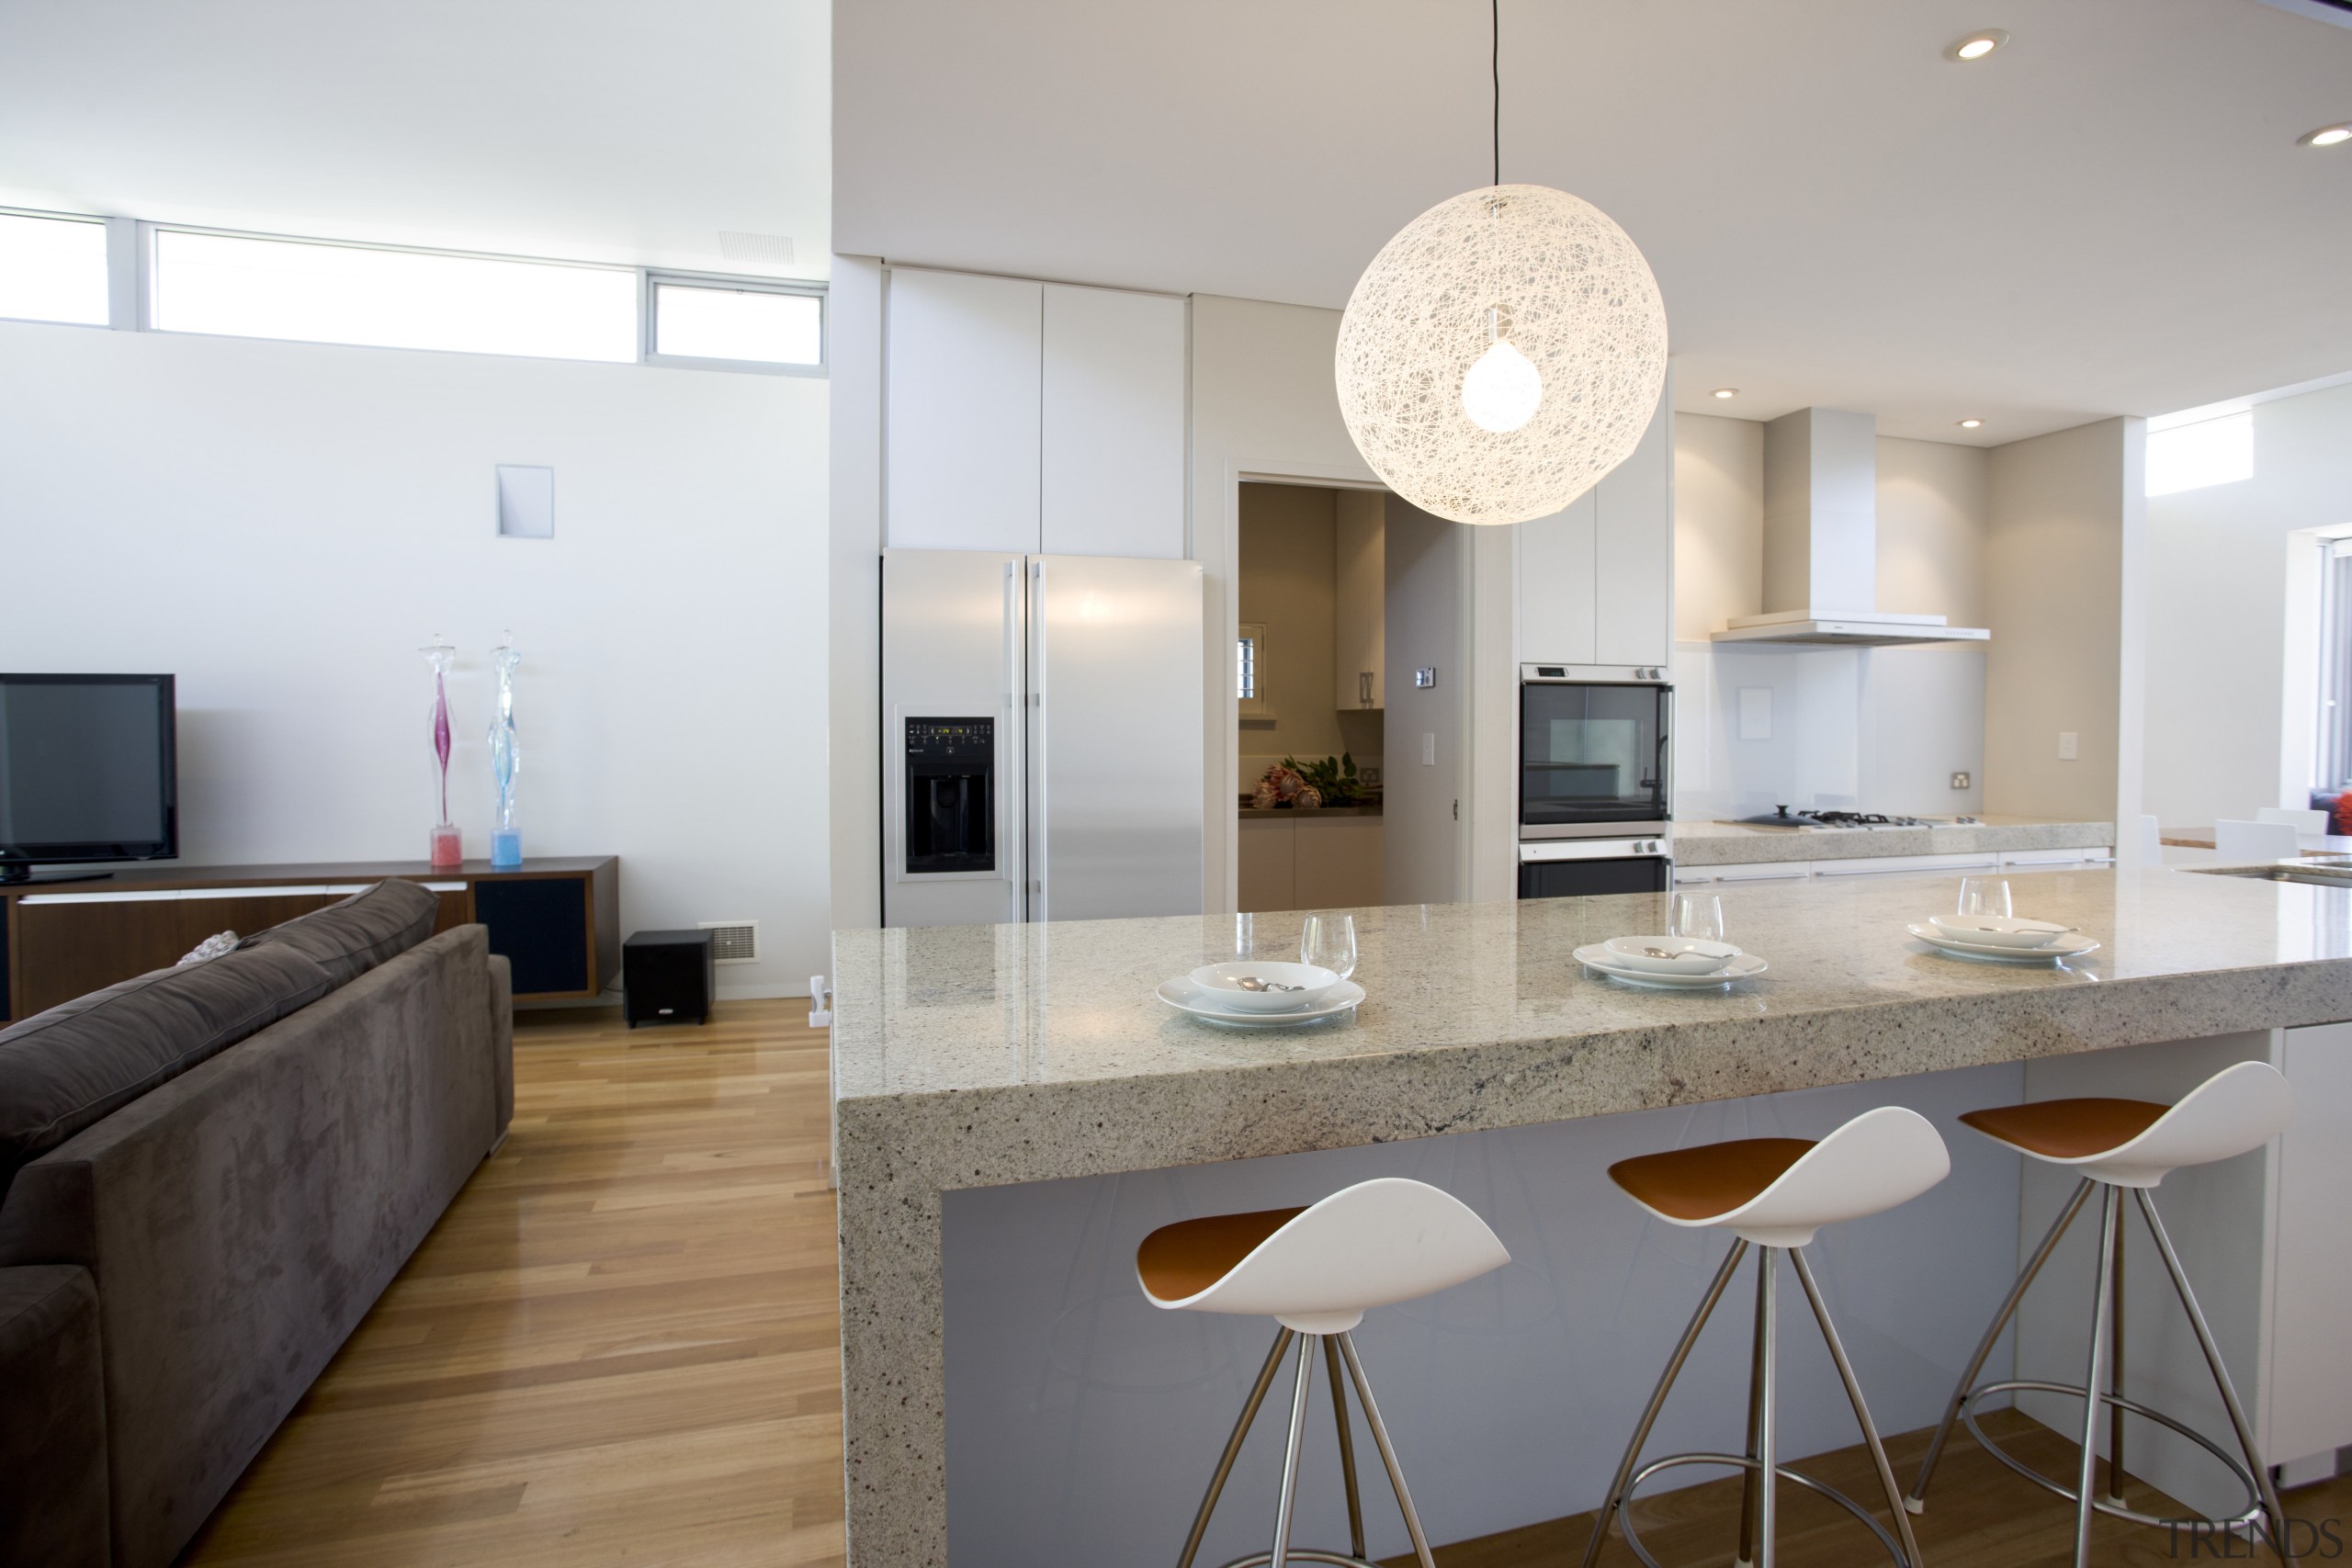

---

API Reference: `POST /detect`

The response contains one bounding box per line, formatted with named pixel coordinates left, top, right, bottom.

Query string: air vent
left=698, top=919, right=759, bottom=964
left=718, top=231, right=794, bottom=267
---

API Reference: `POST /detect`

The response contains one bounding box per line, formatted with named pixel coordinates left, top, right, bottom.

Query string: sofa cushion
left=0, top=945, right=334, bottom=1200
left=240, top=878, right=440, bottom=987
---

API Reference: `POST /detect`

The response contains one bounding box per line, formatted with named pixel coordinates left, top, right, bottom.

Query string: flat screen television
left=0, top=674, right=178, bottom=884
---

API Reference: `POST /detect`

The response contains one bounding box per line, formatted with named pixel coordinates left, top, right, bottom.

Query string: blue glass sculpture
left=489, top=631, right=523, bottom=868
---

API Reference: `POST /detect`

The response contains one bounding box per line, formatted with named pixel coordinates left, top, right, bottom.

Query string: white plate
left=1157, top=977, right=1365, bottom=1027
left=1187, top=960, right=1342, bottom=1011
left=1928, top=913, right=2080, bottom=950
left=1600, top=935, right=1742, bottom=975
left=1906, top=922, right=2100, bottom=964
left=1575, top=945, right=1769, bottom=989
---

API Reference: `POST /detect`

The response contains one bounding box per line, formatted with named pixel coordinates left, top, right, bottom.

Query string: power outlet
left=1950, top=772, right=1972, bottom=790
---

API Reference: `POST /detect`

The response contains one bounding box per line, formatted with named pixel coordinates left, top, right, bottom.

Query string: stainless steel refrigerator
left=881, top=549, right=1204, bottom=928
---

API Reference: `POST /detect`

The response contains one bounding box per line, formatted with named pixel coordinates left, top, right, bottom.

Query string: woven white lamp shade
left=1335, top=183, right=1668, bottom=525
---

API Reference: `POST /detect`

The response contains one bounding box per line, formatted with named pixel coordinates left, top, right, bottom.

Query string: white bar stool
left=1905, top=1061, right=2298, bottom=1564
left=1137, top=1177, right=1510, bottom=1568
left=1580, top=1107, right=1951, bottom=1568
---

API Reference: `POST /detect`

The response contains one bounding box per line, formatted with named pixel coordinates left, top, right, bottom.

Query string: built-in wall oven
left=1518, top=663, right=1673, bottom=899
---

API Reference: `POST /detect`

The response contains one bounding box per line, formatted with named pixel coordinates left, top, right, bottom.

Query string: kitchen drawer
left=1810, top=852, right=2001, bottom=879
left=1703, top=861, right=1812, bottom=883
left=2001, top=846, right=2113, bottom=868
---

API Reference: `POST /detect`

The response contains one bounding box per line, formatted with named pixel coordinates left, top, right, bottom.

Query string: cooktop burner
left=1726, top=807, right=1983, bottom=830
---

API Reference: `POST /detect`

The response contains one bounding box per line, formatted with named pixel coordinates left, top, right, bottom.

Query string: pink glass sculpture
left=423, top=638, right=462, bottom=868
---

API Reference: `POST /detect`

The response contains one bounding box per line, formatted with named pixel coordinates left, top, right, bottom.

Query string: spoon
left=1234, top=976, right=1305, bottom=992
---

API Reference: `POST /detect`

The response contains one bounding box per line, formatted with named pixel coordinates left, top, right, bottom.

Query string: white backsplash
left=1671, top=640, right=1985, bottom=821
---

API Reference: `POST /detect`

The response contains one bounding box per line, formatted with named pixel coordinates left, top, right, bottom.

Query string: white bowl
left=1187, top=961, right=1342, bottom=1012
left=1928, top=914, right=2078, bottom=950
left=1600, top=936, right=1741, bottom=975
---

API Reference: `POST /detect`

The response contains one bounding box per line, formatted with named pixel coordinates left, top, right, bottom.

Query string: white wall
left=0, top=318, right=831, bottom=997
left=2144, top=382, right=2352, bottom=828
left=1670, top=413, right=1991, bottom=819
left=1984, top=416, right=2145, bottom=829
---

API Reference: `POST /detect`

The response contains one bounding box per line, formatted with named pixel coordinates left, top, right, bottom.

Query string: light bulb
left=1463, top=338, right=1543, bottom=433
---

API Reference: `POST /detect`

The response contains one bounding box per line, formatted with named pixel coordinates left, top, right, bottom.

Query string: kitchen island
left=831, top=866, right=2351, bottom=1566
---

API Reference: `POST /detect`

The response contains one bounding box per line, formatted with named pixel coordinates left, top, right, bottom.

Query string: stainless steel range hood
left=1711, top=408, right=1989, bottom=647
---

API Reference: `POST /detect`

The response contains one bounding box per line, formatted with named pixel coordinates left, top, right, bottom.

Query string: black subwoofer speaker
left=623, top=929, right=714, bottom=1028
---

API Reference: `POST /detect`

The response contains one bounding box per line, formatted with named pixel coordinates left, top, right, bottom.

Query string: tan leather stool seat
left=1137, top=1206, right=1307, bottom=1303
left=1958, top=1098, right=2166, bottom=1160
left=1608, top=1137, right=1816, bottom=1223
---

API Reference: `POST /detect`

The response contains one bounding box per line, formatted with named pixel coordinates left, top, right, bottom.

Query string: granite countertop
left=1673, top=815, right=2115, bottom=866
left=1237, top=801, right=1385, bottom=818
left=828, top=866, right=2349, bottom=1566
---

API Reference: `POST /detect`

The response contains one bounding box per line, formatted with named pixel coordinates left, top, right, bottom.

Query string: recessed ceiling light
left=2301, top=123, right=2351, bottom=148
left=1958, top=418, right=1984, bottom=429
left=1944, top=28, right=2008, bottom=62
left=1711, top=387, right=1737, bottom=399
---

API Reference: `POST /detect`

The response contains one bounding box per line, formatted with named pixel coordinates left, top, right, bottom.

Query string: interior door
left=1028, top=555, right=1203, bottom=921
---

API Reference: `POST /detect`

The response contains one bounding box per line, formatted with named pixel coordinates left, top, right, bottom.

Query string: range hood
left=1711, top=407, right=1990, bottom=647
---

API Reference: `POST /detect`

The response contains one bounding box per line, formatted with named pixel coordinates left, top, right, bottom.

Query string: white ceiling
left=835, top=0, right=2352, bottom=444
left=0, top=0, right=831, bottom=280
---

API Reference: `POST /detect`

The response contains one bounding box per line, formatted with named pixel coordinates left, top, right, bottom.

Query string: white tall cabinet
left=1516, top=378, right=1674, bottom=668
left=885, top=266, right=1186, bottom=559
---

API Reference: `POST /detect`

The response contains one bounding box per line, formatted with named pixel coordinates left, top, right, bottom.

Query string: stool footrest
left=1618, top=1450, right=1913, bottom=1568
left=1214, top=1554, right=1382, bottom=1568
left=1955, top=1379, right=2265, bottom=1533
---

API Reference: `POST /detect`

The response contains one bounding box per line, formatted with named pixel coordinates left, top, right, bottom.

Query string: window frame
left=0, top=207, right=114, bottom=331
left=1238, top=622, right=1268, bottom=714
left=642, top=270, right=826, bottom=377
left=0, top=207, right=826, bottom=378
left=2318, top=536, right=2352, bottom=792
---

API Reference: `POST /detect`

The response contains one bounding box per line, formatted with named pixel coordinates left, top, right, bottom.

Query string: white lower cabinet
left=1238, top=814, right=1384, bottom=913
left=2267, top=1021, right=2352, bottom=1469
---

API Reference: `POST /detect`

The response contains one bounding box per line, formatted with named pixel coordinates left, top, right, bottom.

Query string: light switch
left=2058, top=731, right=2078, bottom=761
left=1420, top=732, right=1436, bottom=766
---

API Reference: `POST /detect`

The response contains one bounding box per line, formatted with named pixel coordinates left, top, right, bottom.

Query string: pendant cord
left=1491, top=0, right=1501, bottom=186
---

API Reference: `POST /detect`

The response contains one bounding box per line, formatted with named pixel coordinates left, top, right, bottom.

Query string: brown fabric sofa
left=0, top=883, right=512, bottom=1568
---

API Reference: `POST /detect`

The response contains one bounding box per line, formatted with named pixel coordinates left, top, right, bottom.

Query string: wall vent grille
left=698, top=920, right=759, bottom=964
left=718, top=231, right=794, bottom=267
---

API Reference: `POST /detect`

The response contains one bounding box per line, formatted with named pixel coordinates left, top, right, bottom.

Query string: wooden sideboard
left=0, top=857, right=618, bottom=1026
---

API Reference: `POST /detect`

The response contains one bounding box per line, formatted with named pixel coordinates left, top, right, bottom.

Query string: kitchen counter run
left=831, top=866, right=2348, bottom=1565
left=1673, top=814, right=2113, bottom=866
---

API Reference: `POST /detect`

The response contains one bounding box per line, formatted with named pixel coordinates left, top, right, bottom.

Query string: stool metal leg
left=1323, top=1337, right=1367, bottom=1562
left=1270, top=1333, right=1318, bottom=1568
left=1905, top=1175, right=2095, bottom=1511
left=1578, top=1238, right=1750, bottom=1568
left=1755, top=1247, right=1780, bottom=1568
left=2072, top=1184, right=2123, bottom=1564
left=1736, top=1250, right=1770, bottom=1568
left=1791, top=1248, right=1923, bottom=1568
left=1335, top=1333, right=1439, bottom=1568
left=1178, top=1326, right=1295, bottom=1568
left=2109, top=1224, right=2128, bottom=1507
left=2135, top=1190, right=2298, bottom=1564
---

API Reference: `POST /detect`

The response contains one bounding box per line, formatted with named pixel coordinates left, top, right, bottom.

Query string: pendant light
left=1335, top=2, right=1668, bottom=525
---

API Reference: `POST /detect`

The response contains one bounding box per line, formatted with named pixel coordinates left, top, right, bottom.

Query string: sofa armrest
left=0, top=1266, right=108, bottom=1568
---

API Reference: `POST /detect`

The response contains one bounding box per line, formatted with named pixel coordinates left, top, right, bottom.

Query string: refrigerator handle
left=1028, top=559, right=1047, bottom=922
left=1002, top=560, right=1023, bottom=894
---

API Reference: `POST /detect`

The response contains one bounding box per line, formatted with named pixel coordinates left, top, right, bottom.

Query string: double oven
left=1518, top=663, right=1674, bottom=899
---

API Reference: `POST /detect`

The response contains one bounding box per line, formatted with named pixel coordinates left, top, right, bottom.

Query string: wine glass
left=1958, top=877, right=2013, bottom=919
left=1669, top=892, right=1725, bottom=944
left=1300, top=913, right=1357, bottom=980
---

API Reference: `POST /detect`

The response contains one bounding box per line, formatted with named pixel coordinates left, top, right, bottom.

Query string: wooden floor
left=183, top=1000, right=845, bottom=1568
left=181, top=999, right=2345, bottom=1567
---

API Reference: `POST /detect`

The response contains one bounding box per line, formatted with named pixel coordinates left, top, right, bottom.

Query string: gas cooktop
left=1724, top=807, right=1984, bottom=830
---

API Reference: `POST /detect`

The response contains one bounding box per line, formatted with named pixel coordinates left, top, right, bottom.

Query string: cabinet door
left=886, top=268, right=1042, bottom=553
left=1041, top=285, right=1186, bottom=558
left=1294, top=815, right=1384, bottom=908
left=1594, top=383, right=1673, bottom=668
left=1237, top=818, right=1296, bottom=913
left=1334, top=491, right=1385, bottom=709
left=1516, top=488, right=1597, bottom=665
left=2270, top=1022, right=2352, bottom=1463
